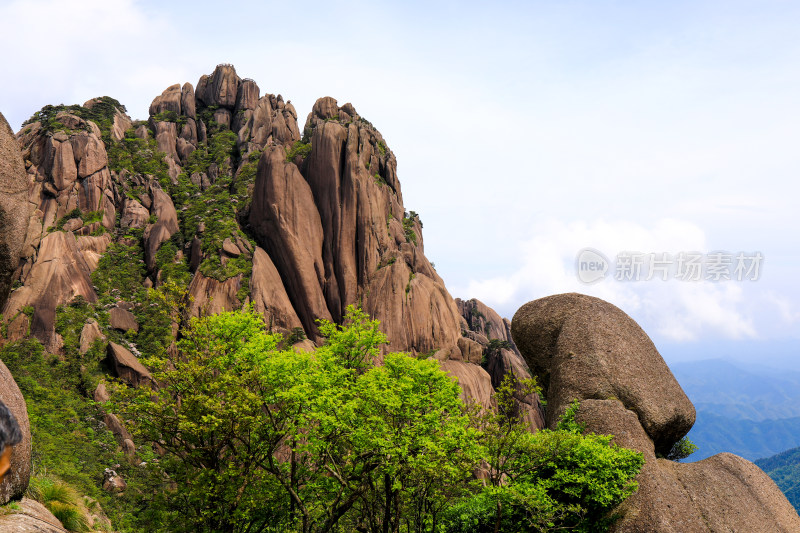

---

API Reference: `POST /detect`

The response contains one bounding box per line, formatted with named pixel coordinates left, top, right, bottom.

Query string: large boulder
left=106, top=342, right=152, bottom=388
left=0, top=360, right=31, bottom=504
left=511, top=293, right=694, bottom=453
left=0, top=112, right=32, bottom=306
left=512, top=293, right=800, bottom=532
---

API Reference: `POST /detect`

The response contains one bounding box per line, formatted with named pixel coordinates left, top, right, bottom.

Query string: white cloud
left=454, top=217, right=758, bottom=342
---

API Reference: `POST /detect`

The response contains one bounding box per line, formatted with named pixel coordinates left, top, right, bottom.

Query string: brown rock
left=149, top=83, right=182, bottom=116
left=143, top=188, right=179, bottom=271
left=106, top=342, right=152, bottom=388
left=3, top=231, right=97, bottom=350
left=152, top=120, right=178, bottom=163
left=111, top=107, right=132, bottom=142
left=102, top=468, right=126, bottom=493
left=110, top=306, right=138, bottom=333
left=79, top=318, right=105, bottom=354
left=49, top=137, right=77, bottom=190
left=0, top=360, right=31, bottom=504
left=103, top=412, right=133, bottom=443
left=198, top=64, right=240, bottom=108
left=235, top=79, right=260, bottom=112
left=0, top=112, right=31, bottom=308
left=181, top=82, right=196, bottom=119
left=438, top=360, right=494, bottom=411
left=120, top=197, right=149, bottom=229
left=249, top=247, right=303, bottom=334
left=186, top=271, right=243, bottom=318
left=70, top=131, right=107, bottom=178
left=221, top=237, right=240, bottom=257
left=511, top=293, right=695, bottom=454
left=93, top=382, right=110, bottom=403
left=249, top=146, right=332, bottom=337
left=0, top=497, right=65, bottom=532
left=61, top=217, right=83, bottom=232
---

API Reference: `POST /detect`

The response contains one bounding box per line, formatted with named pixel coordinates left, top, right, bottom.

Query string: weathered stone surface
left=149, top=83, right=182, bottom=116
left=120, top=198, right=149, bottom=229
left=152, top=120, right=178, bottom=163
left=249, top=146, right=331, bottom=337
left=103, top=412, right=133, bottom=444
left=511, top=293, right=694, bottom=454
left=249, top=247, right=303, bottom=334
left=143, top=188, right=179, bottom=271
left=513, top=294, right=800, bottom=531
left=438, top=360, right=494, bottom=411
left=181, top=83, right=196, bottom=119
left=0, top=112, right=32, bottom=308
left=221, top=237, right=240, bottom=257
left=0, top=359, right=31, bottom=504
left=0, top=497, right=65, bottom=532
left=110, top=306, right=138, bottom=333
left=70, top=131, right=107, bottom=178
left=186, top=271, right=243, bottom=318
left=111, top=107, right=132, bottom=142
left=106, top=342, right=152, bottom=388
left=197, top=64, right=240, bottom=108
left=79, top=318, right=105, bottom=354
left=3, top=231, right=97, bottom=350
left=93, top=382, right=110, bottom=403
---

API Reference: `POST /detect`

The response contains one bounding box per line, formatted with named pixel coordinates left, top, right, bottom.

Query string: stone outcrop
left=0, top=112, right=32, bottom=306
left=4, top=231, right=97, bottom=351
left=106, top=342, right=152, bottom=388
left=512, top=293, right=800, bottom=532
left=0, top=360, right=31, bottom=504
left=0, top=497, right=66, bottom=532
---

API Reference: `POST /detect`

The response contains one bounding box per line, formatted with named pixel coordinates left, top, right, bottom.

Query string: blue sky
left=1, top=0, right=798, bottom=366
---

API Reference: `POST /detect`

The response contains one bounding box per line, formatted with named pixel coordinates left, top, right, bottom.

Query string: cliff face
left=2, top=64, right=535, bottom=419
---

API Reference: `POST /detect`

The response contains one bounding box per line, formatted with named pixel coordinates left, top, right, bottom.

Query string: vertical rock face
left=0, top=112, right=33, bottom=305
left=512, top=293, right=800, bottom=532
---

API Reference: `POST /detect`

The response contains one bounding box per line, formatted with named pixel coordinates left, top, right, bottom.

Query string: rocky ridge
left=2, top=64, right=540, bottom=427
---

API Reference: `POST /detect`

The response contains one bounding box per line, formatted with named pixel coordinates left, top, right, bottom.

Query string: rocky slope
left=1, top=64, right=540, bottom=425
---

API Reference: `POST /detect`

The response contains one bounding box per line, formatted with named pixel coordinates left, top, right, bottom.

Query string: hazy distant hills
left=671, top=359, right=800, bottom=461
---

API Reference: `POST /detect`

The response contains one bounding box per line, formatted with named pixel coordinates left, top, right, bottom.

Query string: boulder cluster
left=512, top=293, right=800, bottom=532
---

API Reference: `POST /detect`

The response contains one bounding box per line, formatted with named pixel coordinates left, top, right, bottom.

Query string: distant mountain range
left=670, top=359, right=800, bottom=461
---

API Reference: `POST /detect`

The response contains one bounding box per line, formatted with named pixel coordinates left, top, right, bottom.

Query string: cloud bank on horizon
left=2, top=0, right=798, bottom=351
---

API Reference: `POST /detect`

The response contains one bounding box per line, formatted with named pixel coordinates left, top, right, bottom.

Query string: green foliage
left=21, top=305, right=34, bottom=317
left=27, top=475, right=90, bottom=532
left=377, top=140, right=387, bottom=155
left=112, top=307, right=482, bottom=532
left=106, top=133, right=171, bottom=187
left=665, top=436, right=698, bottom=461
left=402, top=214, right=418, bottom=245
left=442, top=388, right=642, bottom=532
left=0, top=340, right=154, bottom=531
left=23, top=97, right=126, bottom=137
left=755, top=446, right=800, bottom=512
left=91, top=238, right=146, bottom=304
left=152, top=109, right=186, bottom=127
left=285, top=326, right=307, bottom=345
left=285, top=140, right=312, bottom=163
left=373, top=172, right=386, bottom=186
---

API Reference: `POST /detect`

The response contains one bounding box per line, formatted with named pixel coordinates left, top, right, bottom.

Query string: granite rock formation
left=512, top=293, right=800, bottom=532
